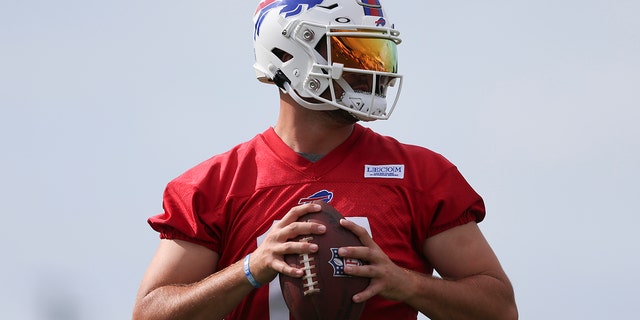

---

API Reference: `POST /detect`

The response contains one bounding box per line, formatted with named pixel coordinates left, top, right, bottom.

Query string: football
left=279, top=201, right=370, bottom=320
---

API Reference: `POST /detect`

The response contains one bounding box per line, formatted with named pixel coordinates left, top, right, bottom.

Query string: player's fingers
left=278, top=239, right=319, bottom=256
left=272, top=259, right=304, bottom=278
left=352, top=281, right=383, bottom=303
left=278, top=203, right=322, bottom=225
left=339, top=218, right=376, bottom=247
left=267, top=221, right=325, bottom=244
left=337, top=246, right=372, bottom=262
left=342, top=261, right=375, bottom=277
left=284, top=220, right=326, bottom=238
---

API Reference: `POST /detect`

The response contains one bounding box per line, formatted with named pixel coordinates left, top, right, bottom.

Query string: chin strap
left=272, top=69, right=290, bottom=91
left=282, top=82, right=338, bottom=111
left=271, top=66, right=387, bottom=120
left=270, top=64, right=336, bottom=111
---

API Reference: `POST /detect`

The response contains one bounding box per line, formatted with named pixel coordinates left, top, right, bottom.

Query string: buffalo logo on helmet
left=254, top=0, right=324, bottom=38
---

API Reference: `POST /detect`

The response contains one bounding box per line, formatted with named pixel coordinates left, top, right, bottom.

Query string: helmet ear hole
left=272, top=48, right=293, bottom=62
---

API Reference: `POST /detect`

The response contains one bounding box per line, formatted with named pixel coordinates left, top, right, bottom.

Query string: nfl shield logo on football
left=329, top=248, right=363, bottom=277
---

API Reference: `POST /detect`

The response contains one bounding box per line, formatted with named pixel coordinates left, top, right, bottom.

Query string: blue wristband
left=243, top=254, right=262, bottom=288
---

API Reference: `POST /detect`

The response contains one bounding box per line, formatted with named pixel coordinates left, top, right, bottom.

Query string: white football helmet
left=253, top=0, right=403, bottom=121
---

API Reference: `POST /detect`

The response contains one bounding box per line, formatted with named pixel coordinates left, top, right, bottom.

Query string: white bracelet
left=243, top=254, right=262, bottom=288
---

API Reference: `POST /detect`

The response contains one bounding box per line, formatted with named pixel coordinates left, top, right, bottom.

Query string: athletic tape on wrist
left=243, top=254, right=262, bottom=288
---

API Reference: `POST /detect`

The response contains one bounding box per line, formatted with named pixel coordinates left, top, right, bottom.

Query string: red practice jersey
left=148, top=124, right=485, bottom=320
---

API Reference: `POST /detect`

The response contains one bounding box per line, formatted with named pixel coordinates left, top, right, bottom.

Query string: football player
left=133, top=1, right=517, bottom=319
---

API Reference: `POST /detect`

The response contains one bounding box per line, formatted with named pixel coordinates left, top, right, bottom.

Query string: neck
left=274, top=92, right=356, bottom=155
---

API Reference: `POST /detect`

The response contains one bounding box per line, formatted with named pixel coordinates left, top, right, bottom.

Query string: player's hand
left=249, top=203, right=326, bottom=285
left=338, top=218, right=412, bottom=303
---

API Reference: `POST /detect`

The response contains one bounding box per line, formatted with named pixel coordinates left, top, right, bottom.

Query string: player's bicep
left=423, top=222, right=506, bottom=280
left=136, top=239, right=219, bottom=298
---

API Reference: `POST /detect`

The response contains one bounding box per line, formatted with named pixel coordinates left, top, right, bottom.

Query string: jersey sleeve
left=147, top=177, right=223, bottom=253
left=425, top=166, right=486, bottom=238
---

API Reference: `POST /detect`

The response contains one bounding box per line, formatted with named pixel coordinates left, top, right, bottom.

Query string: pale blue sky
left=1, top=1, right=639, bottom=319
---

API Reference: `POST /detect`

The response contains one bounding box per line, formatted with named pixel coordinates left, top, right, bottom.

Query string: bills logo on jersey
left=329, top=248, right=363, bottom=277
left=254, top=0, right=324, bottom=38
left=298, top=189, right=333, bottom=204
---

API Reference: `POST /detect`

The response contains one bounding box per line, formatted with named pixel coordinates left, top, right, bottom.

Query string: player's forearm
left=132, top=260, right=253, bottom=320
left=406, top=271, right=517, bottom=320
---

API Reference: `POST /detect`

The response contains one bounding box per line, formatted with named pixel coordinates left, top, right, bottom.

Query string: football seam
left=298, top=236, right=320, bottom=296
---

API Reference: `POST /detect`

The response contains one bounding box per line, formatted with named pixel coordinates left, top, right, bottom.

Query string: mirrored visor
left=329, top=33, right=398, bottom=73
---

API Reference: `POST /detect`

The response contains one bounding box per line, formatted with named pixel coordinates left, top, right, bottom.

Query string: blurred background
left=1, top=0, right=638, bottom=319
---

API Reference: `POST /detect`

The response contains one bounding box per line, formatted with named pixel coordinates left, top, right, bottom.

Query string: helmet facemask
left=286, top=23, right=402, bottom=121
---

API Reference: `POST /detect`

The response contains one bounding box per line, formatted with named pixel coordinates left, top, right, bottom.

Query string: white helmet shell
left=253, top=0, right=403, bottom=121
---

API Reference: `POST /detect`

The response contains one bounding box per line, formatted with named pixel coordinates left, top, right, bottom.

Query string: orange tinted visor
left=329, top=33, right=398, bottom=73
